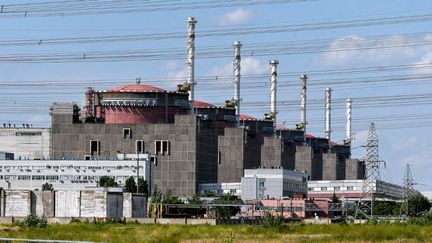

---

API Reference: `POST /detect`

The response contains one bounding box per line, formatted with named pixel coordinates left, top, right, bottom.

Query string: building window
left=218, top=151, right=221, bottom=164
left=155, top=140, right=170, bottom=155
left=321, top=187, right=327, bottom=191
left=123, top=128, right=132, bottom=138
left=308, top=187, right=313, bottom=191
left=136, top=140, right=144, bottom=154
left=347, top=186, right=353, bottom=191
left=334, top=186, right=340, bottom=191
left=90, top=140, right=100, bottom=155
left=84, top=155, right=91, bottom=160
left=259, top=181, right=265, bottom=188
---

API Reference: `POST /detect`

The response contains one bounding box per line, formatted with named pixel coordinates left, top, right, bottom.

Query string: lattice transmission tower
left=355, top=122, right=386, bottom=220
left=400, top=164, right=415, bottom=217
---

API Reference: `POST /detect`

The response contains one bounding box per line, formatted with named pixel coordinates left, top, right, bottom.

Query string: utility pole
left=137, top=150, right=140, bottom=193
left=355, top=122, right=386, bottom=220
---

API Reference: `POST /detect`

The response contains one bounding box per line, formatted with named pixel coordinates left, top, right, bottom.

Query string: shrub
left=42, top=182, right=54, bottom=191
left=15, top=215, right=48, bottom=228
left=407, top=212, right=432, bottom=225
left=262, top=212, right=285, bottom=227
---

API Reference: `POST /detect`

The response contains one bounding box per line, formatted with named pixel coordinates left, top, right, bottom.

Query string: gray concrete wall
left=322, top=153, right=337, bottom=180
left=218, top=128, right=245, bottom=183
left=132, top=194, right=147, bottom=218
left=5, top=190, right=31, bottom=217
left=80, top=191, right=107, bottom=218
left=295, top=146, right=313, bottom=179
left=123, top=192, right=133, bottom=218
left=346, top=159, right=365, bottom=180
left=107, top=193, right=123, bottom=218
left=261, top=137, right=295, bottom=170
left=55, top=191, right=81, bottom=217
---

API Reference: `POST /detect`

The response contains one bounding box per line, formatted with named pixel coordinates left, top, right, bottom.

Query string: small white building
left=308, top=180, right=404, bottom=201
left=241, top=168, right=308, bottom=201
left=198, top=182, right=241, bottom=196
left=0, top=158, right=152, bottom=191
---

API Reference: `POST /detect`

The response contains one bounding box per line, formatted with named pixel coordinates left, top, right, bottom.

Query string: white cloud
left=167, top=67, right=187, bottom=81
left=313, top=34, right=432, bottom=68
left=218, top=8, right=252, bottom=26
left=210, top=57, right=267, bottom=77
left=412, top=51, right=432, bottom=74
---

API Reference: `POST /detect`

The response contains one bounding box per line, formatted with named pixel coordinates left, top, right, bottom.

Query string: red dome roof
left=193, top=100, right=216, bottom=108
left=305, top=134, right=316, bottom=139
left=108, top=84, right=166, bottom=93
left=240, top=114, right=256, bottom=120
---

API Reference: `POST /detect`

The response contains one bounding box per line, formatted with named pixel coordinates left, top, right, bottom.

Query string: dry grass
left=0, top=222, right=430, bottom=242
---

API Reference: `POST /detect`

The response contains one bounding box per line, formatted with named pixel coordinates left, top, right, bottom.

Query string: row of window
left=89, top=139, right=170, bottom=157
left=1, top=175, right=138, bottom=181
left=308, top=186, right=355, bottom=191
left=0, top=165, right=143, bottom=171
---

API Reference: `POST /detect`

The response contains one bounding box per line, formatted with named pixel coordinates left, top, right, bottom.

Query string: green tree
left=186, top=194, right=206, bottom=218
left=41, top=182, right=53, bottom=191
left=138, top=178, right=148, bottom=195
left=409, top=194, right=431, bottom=215
left=98, top=176, right=117, bottom=187
left=373, top=201, right=399, bottom=216
left=124, top=176, right=136, bottom=193
left=214, top=194, right=241, bottom=219
left=151, top=184, right=163, bottom=203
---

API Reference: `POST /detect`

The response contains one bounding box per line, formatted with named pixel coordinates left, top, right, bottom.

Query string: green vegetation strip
left=0, top=222, right=431, bottom=243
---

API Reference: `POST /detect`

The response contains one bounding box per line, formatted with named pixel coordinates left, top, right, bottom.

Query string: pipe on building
left=233, top=41, right=242, bottom=126
left=186, top=17, right=197, bottom=104
left=270, top=60, right=279, bottom=132
left=300, top=74, right=308, bottom=134
left=325, top=87, right=332, bottom=141
left=345, top=98, right=353, bottom=145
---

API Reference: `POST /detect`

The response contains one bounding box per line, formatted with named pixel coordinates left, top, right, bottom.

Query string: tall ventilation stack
left=233, top=41, right=242, bottom=126
left=186, top=17, right=197, bottom=108
left=265, top=60, right=279, bottom=134
left=344, top=98, right=353, bottom=145
left=297, top=74, right=308, bottom=134
left=270, top=60, right=279, bottom=128
left=325, top=87, right=332, bottom=141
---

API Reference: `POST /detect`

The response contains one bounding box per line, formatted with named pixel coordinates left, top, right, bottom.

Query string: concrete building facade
left=0, top=159, right=150, bottom=191
left=0, top=128, right=50, bottom=160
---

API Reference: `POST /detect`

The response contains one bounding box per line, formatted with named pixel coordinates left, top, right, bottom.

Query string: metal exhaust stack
left=269, top=60, right=279, bottom=133
left=325, top=87, right=332, bottom=141
left=186, top=17, right=197, bottom=105
left=299, top=74, right=308, bottom=134
left=344, top=98, right=353, bottom=145
left=233, top=41, right=242, bottom=126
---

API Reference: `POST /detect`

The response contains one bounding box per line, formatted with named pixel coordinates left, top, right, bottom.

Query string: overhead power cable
left=0, top=0, right=312, bottom=17
left=1, top=32, right=431, bottom=63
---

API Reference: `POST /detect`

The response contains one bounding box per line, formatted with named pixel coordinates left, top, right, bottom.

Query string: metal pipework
left=325, top=87, right=332, bottom=141
left=233, top=41, right=242, bottom=126
left=269, top=60, right=279, bottom=131
left=345, top=98, right=353, bottom=144
left=300, top=74, right=308, bottom=134
left=186, top=17, right=197, bottom=103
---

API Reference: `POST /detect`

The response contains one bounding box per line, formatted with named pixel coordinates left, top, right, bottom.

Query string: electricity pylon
left=355, top=122, right=386, bottom=220
left=400, top=164, right=415, bottom=217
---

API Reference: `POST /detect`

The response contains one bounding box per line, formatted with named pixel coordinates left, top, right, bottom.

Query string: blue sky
left=0, top=0, right=431, bottom=190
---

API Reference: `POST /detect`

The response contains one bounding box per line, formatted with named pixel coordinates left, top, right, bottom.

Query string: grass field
left=0, top=222, right=431, bottom=242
